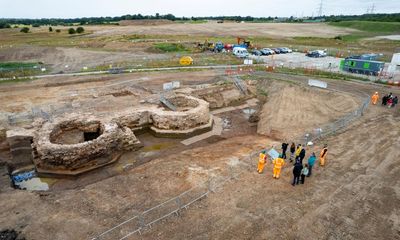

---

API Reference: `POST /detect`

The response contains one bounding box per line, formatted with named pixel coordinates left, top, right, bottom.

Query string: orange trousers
left=320, top=156, right=326, bottom=166
left=257, top=161, right=265, bottom=173
left=273, top=167, right=282, bottom=178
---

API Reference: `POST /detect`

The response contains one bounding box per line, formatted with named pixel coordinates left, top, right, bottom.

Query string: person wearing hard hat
left=371, top=92, right=379, bottom=105
left=272, top=154, right=285, bottom=179
left=257, top=151, right=267, bottom=174
left=319, top=144, right=328, bottom=166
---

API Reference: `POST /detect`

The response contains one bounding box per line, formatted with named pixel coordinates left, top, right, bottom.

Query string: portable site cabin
left=388, top=53, right=400, bottom=73
left=349, top=53, right=380, bottom=61
left=340, top=58, right=384, bottom=76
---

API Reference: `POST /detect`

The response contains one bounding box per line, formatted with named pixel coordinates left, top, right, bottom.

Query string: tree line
left=0, top=13, right=399, bottom=29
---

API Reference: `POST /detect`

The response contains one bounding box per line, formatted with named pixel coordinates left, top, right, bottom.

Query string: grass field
left=329, top=21, right=400, bottom=33
left=0, top=62, right=38, bottom=69
left=153, top=43, right=188, bottom=53
left=0, top=62, right=47, bottom=78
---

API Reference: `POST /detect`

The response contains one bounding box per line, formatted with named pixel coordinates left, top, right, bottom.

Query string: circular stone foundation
left=33, top=118, right=139, bottom=175
left=162, top=96, right=199, bottom=112
left=151, top=95, right=211, bottom=130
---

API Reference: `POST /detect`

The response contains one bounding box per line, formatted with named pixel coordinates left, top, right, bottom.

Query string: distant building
left=388, top=53, right=400, bottom=73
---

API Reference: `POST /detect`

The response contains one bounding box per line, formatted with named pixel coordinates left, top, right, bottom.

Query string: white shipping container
left=391, top=53, right=400, bottom=65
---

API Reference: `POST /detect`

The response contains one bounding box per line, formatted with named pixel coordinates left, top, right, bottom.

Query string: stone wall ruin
left=30, top=94, right=212, bottom=175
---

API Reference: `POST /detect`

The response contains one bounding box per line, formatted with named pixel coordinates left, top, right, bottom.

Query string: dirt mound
left=119, top=20, right=174, bottom=26
left=257, top=82, right=360, bottom=139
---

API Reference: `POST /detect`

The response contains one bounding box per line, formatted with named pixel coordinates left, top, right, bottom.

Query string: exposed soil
left=119, top=20, right=175, bottom=26
left=0, top=45, right=167, bottom=73
left=257, top=81, right=361, bottom=139
left=88, top=22, right=357, bottom=38
left=1, top=70, right=400, bottom=240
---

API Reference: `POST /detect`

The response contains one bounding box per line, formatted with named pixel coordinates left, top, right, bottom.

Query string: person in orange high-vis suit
left=257, top=151, right=267, bottom=173
left=273, top=155, right=285, bottom=179
left=371, top=92, right=379, bottom=105
left=319, top=144, right=328, bottom=166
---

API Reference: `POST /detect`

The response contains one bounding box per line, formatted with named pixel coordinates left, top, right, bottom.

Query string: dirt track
left=0, top=71, right=400, bottom=239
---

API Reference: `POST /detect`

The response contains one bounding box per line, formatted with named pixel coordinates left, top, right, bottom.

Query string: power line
left=370, top=3, right=376, bottom=14
left=317, top=0, right=324, bottom=17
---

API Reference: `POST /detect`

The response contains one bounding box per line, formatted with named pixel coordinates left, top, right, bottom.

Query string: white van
left=233, top=47, right=249, bottom=58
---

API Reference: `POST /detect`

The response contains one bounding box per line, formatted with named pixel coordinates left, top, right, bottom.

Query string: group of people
left=371, top=92, right=398, bottom=108
left=257, top=142, right=328, bottom=186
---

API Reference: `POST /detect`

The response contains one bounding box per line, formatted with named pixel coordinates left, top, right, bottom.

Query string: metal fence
left=89, top=154, right=254, bottom=240
left=89, top=91, right=369, bottom=240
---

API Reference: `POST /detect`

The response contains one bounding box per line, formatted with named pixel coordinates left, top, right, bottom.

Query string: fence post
left=175, top=197, right=182, bottom=216
left=207, top=177, right=215, bottom=193
left=138, top=214, right=146, bottom=235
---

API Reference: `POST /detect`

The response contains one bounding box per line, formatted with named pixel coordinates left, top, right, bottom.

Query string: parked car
left=278, top=47, right=292, bottom=53
left=260, top=48, right=274, bottom=55
left=306, top=50, right=327, bottom=58
left=281, top=47, right=293, bottom=53
left=271, top=48, right=281, bottom=54
left=252, top=49, right=262, bottom=56
left=233, top=47, right=249, bottom=58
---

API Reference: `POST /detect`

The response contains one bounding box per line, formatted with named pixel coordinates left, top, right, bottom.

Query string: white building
left=388, top=53, right=400, bottom=73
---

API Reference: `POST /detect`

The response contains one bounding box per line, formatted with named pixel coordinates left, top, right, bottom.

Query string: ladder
left=233, top=76, right=247, bottom=95
left=160, top=95, right=177, bottom=111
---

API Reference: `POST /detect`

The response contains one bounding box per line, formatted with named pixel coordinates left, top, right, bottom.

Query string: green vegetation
left=68, top=28, right=76, bottom=34
left=326, top=13, right=400, bottom=23
left=0, top=62, right=38, bottom=69
left=0, top=77, right=34, bottom=85
left=329, top=21, right=400, bottom=33
left=20, top=27, right=29, bottom=33
left=0, top=62, right=45, bottom=78
left=49, top=27, right=53, bottom=32
left=153, top=43, right=188, bottom=53
left=0, top=22, right=11, bottom=29
left=274, top=67, right=370, bottom=81
left=76, top=26, right=85, bottom=33
left=55, top=29, right=61, bottom=33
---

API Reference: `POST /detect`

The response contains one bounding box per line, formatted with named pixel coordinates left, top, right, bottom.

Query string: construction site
left=0, top=15, right=400, bottom=240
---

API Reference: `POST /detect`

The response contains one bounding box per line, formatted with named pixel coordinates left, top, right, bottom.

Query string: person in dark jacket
left=393, top=96, right=398, bottom=107
left=382, top=95, right=388, bottom=106
left=281, top=142, right=289, bottom=159
left=299, top=147, right=306, bottom=164
left=289, top=142, right=296, bottom=162
left=292, top=162, right=303, bottom=186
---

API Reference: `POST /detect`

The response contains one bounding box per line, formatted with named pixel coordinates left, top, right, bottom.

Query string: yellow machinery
left=179, top=56, right=194, bottom=66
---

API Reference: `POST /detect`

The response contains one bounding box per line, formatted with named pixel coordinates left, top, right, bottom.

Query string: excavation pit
left=161, top=96, right=199, bottom=112
left=50, top=120, right=103, bottom=145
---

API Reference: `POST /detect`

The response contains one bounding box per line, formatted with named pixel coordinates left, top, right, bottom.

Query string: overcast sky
left=1, top=0, right=399, bottom=19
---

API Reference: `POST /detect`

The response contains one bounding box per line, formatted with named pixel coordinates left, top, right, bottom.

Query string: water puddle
left=242, top=108, right=256, bottom=119
left=11, top=170, right=49, bottom=191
